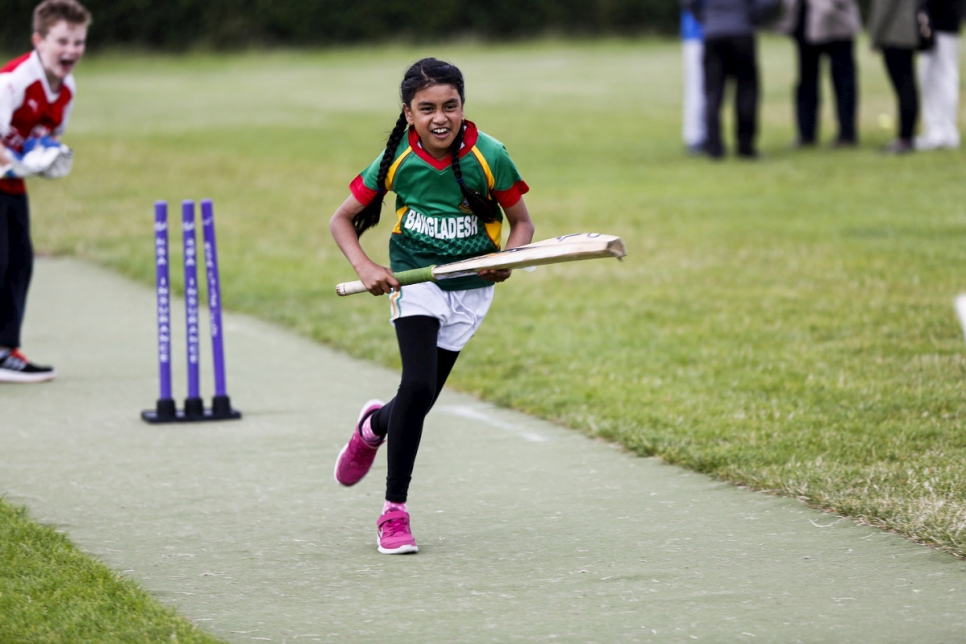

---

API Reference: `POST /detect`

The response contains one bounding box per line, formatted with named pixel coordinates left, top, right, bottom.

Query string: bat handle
left=335, top=265, right=437, bottom=297
left=335, top=280, right=367, bottom=296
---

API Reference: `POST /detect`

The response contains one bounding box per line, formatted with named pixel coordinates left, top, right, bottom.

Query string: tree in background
left=1, top=0, right=680, bottom=52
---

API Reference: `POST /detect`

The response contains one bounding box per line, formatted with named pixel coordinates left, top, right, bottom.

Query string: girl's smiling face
left=33, top=20, right=87, bottom=91
left=403, top=83, right=464, bottom=160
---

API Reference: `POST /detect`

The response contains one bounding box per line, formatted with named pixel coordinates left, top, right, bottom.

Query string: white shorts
left=388, top=282, right=495, bottom=351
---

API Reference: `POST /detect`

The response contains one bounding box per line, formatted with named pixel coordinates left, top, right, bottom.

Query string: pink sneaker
left=377, top=510, right=418, bottom=554
left=333, top=399, right=384, bottom=486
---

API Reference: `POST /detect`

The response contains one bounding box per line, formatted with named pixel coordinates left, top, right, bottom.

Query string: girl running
left=329, top=57, right=534, bottom=554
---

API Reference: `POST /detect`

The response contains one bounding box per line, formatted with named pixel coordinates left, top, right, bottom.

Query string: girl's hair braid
left=450, top=125, right=499, bottom=224
left=352, top=112, right=408, bottom=237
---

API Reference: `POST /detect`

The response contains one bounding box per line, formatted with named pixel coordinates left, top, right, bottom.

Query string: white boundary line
left=438, top=405, right=550, bottom=443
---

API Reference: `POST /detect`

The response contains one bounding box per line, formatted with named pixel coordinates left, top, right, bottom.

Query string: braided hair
left=450, top=120, right=500, bottom=225
left=351, top=112, right=407, bottom=236
left=352, top=57, right=499, bottom=237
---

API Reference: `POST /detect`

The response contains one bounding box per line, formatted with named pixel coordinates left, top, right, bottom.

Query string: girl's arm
left=502, top=198, right=535, bottom=250
left=329, top=195, right=400, bottom=296
left=478, top=197, right=535, bottom=283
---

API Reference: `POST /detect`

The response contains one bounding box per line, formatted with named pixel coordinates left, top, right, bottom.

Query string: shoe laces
left=379, top=512, right=411, bottom=537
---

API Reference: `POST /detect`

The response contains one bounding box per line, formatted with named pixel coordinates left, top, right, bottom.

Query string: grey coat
left=775, top=0, right=862, bottom=42
left=867, top=0, right=919, bottom=48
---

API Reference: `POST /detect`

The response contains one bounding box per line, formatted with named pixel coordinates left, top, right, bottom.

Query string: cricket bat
left=335, top=232, right=626, bottom=296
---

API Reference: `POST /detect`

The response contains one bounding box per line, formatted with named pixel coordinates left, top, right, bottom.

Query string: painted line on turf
left=438, top=405, right=550, bottom=442
left=955, top=294, right=966, bottom=344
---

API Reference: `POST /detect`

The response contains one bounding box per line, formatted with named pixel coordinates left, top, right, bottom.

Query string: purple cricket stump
left=201, top=199, right=227, bottom=397
left=142, top=200, right=177, bottom=423
left=201, top=199, right=241, bottom=420
left=181, top=200, right=204, bottom=418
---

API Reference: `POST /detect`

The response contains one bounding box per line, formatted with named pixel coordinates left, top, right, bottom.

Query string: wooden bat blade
left=432, top=233, right=626, bottom=277
left=335, top=233, right=626, bottom=296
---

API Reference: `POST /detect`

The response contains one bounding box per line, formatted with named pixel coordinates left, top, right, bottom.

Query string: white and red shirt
left=0, top=51, right=76, bottom=195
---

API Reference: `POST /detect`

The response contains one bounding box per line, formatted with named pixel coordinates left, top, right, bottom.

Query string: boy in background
left=0, top=0, right=91, bottom=383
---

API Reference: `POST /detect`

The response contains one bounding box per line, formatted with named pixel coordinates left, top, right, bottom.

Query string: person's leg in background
left=794, top=38, right=822, bottom=146
left=681, top=10, right=707, bottom=154
left=916, top=31, right=960, bottom=149
left=733, top=35, right=761, bottom=158
left=702, top=38, right=728, bottom=159
left=683, top=37, right=707, bottom=153
left=881, top=47, right=918, bottom=152
left=827, top=39, right=859, bottom=145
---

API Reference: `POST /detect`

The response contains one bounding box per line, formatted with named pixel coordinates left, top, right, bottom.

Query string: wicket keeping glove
left=1, top=136, right=68, bottom=179
left=39, top=145, right=74, bottom=179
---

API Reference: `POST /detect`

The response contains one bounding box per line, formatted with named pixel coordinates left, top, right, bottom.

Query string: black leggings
left=882, top=47, right=918, bottom=140
left=0, top=192, right=33, bottom=349
left=369, top=315, right=459, bottom=503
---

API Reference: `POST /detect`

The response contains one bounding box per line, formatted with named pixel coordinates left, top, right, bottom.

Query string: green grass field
left=3, top=36, right=966, bottom=639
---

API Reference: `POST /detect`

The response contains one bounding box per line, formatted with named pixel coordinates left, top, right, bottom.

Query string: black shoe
left=881, top=139, right=914, bottom=155
left=0, top=349, right=56, bottom=383
left=686, top=142, right=707, bottom=156
left=830, top=137, right=858, bottom=149
left=790, top=139, right=816, bottom=150
left=704, top=140, right=724, bottom=159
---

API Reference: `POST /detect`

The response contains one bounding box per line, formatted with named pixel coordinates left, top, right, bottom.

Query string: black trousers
left=794, top=38, right=858, bottom=143
left=703, top=35, right=759, bottom=156
left=882, top=47, right=919, bottom=140
left=0, top=191, right=32, bottom=349
left=370, top=315, right=460, bottom=503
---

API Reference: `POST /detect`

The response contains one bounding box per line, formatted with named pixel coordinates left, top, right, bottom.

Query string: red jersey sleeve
left=349, top=174, right=380, bottom=206
left=493, top=180, right=529, bottom=208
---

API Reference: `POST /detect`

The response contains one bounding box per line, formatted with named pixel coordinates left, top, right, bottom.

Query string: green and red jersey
left=350, top=121, right=529, bottom=291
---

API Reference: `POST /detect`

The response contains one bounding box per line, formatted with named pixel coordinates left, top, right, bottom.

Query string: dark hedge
left=1, top=0, right=682, bottom=52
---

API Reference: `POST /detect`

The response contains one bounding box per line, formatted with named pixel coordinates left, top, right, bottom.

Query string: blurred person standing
left=0, top=0, right=91, bottom=383
left=777, top=0, right=862, bottom=148
left=915, top=0, right=962, bottom=149
left=868, top=0, right=921, bottom=153
left=684, top=0, right=780, bottom=159
left=681, top=8, right=707, bottom=154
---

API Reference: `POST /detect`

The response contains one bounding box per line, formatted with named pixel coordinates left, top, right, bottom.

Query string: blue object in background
left=681, top=9, right=703, bottom=41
